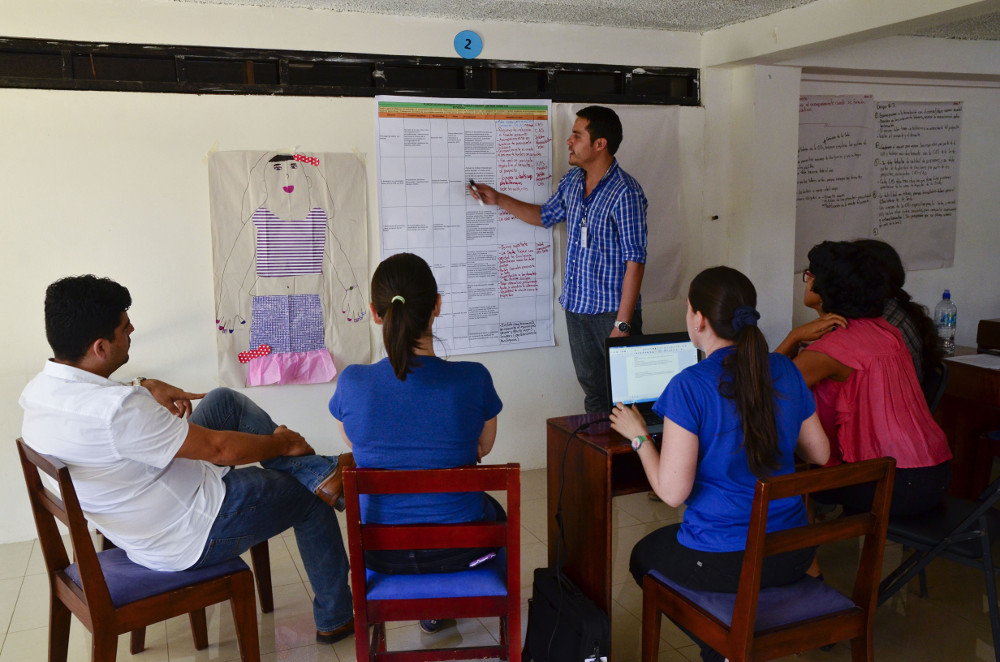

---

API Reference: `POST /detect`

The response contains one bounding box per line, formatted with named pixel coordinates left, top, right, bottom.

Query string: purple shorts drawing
left=247, top=294, right=336, bottom=386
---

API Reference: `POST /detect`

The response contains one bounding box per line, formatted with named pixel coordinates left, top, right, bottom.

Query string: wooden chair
left=343, top=463, right=520, bottom=662
left=95, top=534, right=273, bottom=652
left=641, top=457, right=895, bottom=662
left=878, top=471, right=1000, bottom=662
left=16, top=438, right=261, bottom=662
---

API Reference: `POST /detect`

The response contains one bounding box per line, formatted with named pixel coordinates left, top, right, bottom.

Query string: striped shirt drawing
left=253, top=206, right=327, bottom=277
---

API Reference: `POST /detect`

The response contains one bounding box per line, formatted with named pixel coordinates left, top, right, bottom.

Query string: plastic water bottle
left=934, top=290, right=957, bottom=355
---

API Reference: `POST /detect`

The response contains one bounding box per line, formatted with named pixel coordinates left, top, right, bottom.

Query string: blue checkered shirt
left=540, top=160, right=648, bottom=315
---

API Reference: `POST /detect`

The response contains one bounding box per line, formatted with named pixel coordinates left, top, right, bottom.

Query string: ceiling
left=175, top=0, right=1000, bottom=38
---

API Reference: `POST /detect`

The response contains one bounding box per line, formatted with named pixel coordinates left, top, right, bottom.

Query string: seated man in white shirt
left=19, top=275, right=355, bottom=644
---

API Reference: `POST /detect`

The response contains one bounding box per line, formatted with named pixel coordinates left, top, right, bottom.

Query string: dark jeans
left=565, top=309, right=643, bottom=414
left=630, top=523, right=815, bottom=662
left=365, top=493, right=506, bottom=574
left=813, top=461, right=951, bottom=516
left=186, top=388, right=352, bottom=631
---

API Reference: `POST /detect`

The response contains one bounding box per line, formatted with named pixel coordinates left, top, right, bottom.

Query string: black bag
left=522, top=567, right=610, bottom=662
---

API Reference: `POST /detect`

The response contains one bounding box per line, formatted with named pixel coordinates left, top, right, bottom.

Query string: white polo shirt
left=19, top=361, right=227, bottom=571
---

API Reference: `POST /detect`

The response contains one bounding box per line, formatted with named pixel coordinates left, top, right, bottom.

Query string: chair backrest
left=16, top=438, right=116, bottom=615
left=343, top=464, right=521, bottom=662
left=343, top=463, right=519, bottom=574
left=729, top=457, right=896, bottom=649
left=922, top=360, right=949, bottom=414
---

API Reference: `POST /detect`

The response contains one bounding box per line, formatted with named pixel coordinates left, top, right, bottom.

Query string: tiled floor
left=1, top=467, right=998, bottom=661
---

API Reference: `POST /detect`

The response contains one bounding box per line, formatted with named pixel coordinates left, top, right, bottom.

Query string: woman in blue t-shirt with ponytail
left=329, top=252, right=503, bottom=635
left=610, top=266, right=829, bottom=662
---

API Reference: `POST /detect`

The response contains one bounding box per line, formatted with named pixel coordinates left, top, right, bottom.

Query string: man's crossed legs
left=186, top=388, right=353, bottom=638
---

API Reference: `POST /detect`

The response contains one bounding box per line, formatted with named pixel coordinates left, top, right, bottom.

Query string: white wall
left=0, top=1, right=704, bottom=543
left=724, top=64, right=803, bottom=347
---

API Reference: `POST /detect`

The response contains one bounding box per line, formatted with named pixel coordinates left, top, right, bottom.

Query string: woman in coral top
left=778, top=240, right=952, bottom=515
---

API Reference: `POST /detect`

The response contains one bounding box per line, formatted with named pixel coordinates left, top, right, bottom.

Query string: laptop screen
left=604, top=332, right=700, bottom=412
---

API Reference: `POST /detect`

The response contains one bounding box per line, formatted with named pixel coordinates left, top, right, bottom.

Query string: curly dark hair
left=807, top=241, right=889, bottom=319
left=853, top=239, right=943, bottom=375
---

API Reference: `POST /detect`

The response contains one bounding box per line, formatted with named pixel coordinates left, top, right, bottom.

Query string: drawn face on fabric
left=263, top=157, right=312, bottom=220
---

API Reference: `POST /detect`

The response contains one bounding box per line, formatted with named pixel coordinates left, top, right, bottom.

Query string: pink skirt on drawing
left=246, top=349, right=337, bottom=386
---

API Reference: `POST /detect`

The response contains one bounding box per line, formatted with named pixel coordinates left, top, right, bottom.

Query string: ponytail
left=370, top=254, right=438, bottom=380
left=723, top=324, right=780, bottom=480
left=689, top=267, right=780, bottom=480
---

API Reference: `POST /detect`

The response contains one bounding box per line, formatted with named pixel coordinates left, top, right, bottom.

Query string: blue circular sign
left=454, top=30, right=483, bottom=59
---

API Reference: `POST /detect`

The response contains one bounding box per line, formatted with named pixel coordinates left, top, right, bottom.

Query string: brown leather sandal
left=314, top=452, right=355, bottom=512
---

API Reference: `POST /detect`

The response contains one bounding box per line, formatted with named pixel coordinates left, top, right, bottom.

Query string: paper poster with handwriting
left=874, top=101, right=961, bottom=270
left=796, top=96, right=961, bottom=272
left=375, top=96, right=555, bottom=355
left=795, top=95, right=876, bottom=272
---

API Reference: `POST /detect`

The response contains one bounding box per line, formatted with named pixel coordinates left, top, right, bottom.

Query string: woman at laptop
left=328, top=252, right=503, bottom=635
left=610, top=266, right=829, bottom=662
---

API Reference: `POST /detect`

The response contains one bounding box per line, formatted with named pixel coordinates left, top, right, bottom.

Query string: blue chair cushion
left=366, top=550, right=507, bottom=600
left=64, top=548, right=249, bottom=607
left=648, top=571, right=856, bottom=631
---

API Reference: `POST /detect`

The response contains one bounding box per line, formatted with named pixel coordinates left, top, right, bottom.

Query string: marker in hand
left=469, top=178, right=486, bottom=207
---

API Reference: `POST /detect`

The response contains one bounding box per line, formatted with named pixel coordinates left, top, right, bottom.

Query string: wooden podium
left=545, top=414, right=649, bottom=632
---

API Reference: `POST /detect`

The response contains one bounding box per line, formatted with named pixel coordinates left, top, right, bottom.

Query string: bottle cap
left=943, top=290, right=951, bottom=299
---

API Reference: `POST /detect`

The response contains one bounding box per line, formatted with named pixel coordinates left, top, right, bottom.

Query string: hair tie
left=293, top=154, right=319, bottom=166
left=391, top=295, right=406, bottom=304
left=731, top=305, right=760, bottom=333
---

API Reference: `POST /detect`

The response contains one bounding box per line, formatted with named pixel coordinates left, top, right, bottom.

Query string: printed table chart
left=376, top=96, right=555, bottom=356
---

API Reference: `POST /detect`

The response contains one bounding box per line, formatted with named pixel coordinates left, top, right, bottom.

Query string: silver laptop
left=604, top=332, right=700, bottom=435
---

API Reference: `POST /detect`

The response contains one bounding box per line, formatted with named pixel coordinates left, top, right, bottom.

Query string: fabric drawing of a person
left=216, top=153, right=366, bottom=386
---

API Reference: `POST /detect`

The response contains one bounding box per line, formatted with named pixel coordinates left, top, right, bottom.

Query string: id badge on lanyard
left=580, top=215, right=588, bottom=248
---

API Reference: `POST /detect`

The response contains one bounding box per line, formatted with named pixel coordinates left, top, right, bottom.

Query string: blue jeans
left=187, top=388, right=352, bottom=631
left=565, top=309, right=643, bottom=413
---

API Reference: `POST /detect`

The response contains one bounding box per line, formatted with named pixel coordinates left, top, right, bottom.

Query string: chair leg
left=189, top=608, right=209, bottom=650
left=878, top=549, right=931, bottom=606
left=230, top=576, right=261, bottom=662
left=978, top=522, right=1000, bottom=662
left=498, top=614, right=508, bottom=651
left=249, top=540, right=274, bottom=613
left=129, top=628, right=146, bottom=654
left=48, top=598, right=72, bottom=662
left=353, top=616, right=369, bottom=662
left=641, top=577, right=662, bottom=662
left=92, top=630, right=118, bottom=662
left=849, top=633, right=873, bottom=662
left=375, top=622, right=388, bottom=652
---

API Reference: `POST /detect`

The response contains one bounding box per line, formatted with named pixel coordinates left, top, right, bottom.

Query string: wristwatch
left=130, top=377, right=147, bottom=387
left=615, top=320, right=632, bottom=334
left=631, top=435, right=649, bottom=451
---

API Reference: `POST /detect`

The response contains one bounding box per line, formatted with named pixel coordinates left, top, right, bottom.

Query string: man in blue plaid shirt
left=471, top=106, right=648, bottom=413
